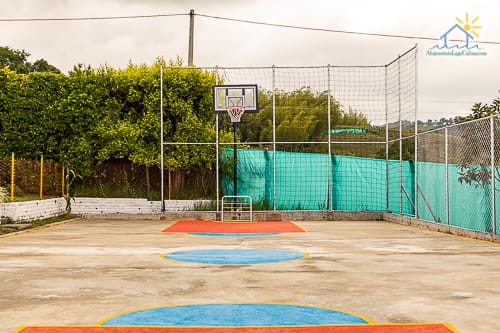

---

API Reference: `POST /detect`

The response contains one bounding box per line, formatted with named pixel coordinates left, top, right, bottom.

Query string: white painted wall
left=1, top=198, right=66, bottom=222
left=71, top=198, right=212, bottom=215
left=0, top=198, right=213, bottom=222
left=71, top=198, right=159, bottom=215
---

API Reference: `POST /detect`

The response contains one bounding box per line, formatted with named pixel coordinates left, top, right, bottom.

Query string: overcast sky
left=1, top=0, right=499, bottom=120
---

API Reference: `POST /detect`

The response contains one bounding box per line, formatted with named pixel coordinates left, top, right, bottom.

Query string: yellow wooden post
left=40, top=154, right=44, bottom=199
left=61, top=162, right=65, bottom=196
left=10, top=152, right=14, bottom=202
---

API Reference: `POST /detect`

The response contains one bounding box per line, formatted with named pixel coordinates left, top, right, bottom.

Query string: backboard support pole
left=233, top=123, right=238, bottom=196
left=212, top=84, right=259, bottom=205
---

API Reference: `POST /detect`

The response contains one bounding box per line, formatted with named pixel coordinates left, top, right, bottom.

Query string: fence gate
left=221, top=195, right=253, bottom=222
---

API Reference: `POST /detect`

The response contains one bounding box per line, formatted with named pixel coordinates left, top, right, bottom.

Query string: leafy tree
left=452, top=97, right=500, bottom=233
left=0, top=46, right=31, bottom=73
left=238, top=88, right=369, bottom=152
left=0, top=46, right=60, bottom=73
left=454, top=117, right=498, bottom=233
left=32, top=58, right=61, bottom=74
left=0, top=69, right=66, bottom=158
left=92, top=60, right=219, bottom=171
left=457, top=163, right=499, bottom=191
left=0, top=57, right=222, bottom=182
left=385, top=136, right=415, bottom=161
left=455, top=117, right=500, bottom=193
left=455, top=98, right=500, bottom=123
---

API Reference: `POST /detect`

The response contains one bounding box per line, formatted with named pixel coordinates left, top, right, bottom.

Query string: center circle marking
left=163, top=249, right=307, bottom=264
left=100, top=304, right=370, bottom=327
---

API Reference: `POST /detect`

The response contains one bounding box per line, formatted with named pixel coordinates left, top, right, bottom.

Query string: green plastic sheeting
left=221, top=149, right=396, bottom=211
left=417, top=162, right=498, bottom=233
left=220, top=149, right=329, bottom=210
left=387, top=159, right=415, bottom=215
left=331, top=155, right=386, bottom=211
left=330, top=128, right=367, bottom=134
left=221, top=148, right=498, bottom=233
left=220, top=149, right=267, bottom=202
left=264, top=150, right=329, bottom=210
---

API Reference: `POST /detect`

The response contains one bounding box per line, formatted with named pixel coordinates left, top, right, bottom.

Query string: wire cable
left=0, top=13, right=187, bottom=22
left=1, top=11, right=499, bottom=45
left=195, top=13, right=500, bottom=45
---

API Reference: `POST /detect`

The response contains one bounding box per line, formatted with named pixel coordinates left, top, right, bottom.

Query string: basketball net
left=227, top=106, right=245, bottom=123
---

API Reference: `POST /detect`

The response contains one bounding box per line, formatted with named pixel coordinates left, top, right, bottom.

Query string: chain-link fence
left=0, top=157, right=164, bottom=201
left=415, top=116, right=499, bottom=234
left=161, top=46, right=418, bottom=212
left=0, top=154, right=64, bottom=201
left=71, top=161, right=162, bottom=200
left=0, top=155, right=215, bottom=202
left=1, top=44, right=497, bottom=235
left=159, top=45, right=498, bottom=235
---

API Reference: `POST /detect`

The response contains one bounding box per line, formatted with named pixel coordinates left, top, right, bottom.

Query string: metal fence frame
left=414, top=115, right=498, bottom=234
left=160, top=47, right=419, bottom=212
left=156, top=45, right=498, bottom=236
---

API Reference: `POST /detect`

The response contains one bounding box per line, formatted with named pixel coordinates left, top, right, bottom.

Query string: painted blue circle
left=100, top=304, right=369, bottom=327
left=188, top=232, right=279, bottom=237
left=164, top=249, right=306, bottom=264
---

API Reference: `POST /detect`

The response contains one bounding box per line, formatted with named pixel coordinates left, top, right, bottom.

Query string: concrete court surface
left=0, top=218, right=499, bottom=333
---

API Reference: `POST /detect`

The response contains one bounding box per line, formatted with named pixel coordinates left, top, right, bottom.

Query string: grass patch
left=0, top=226, right=13, bottom=234
left=0, top=215, right=74, bottom=235
left=193, top=200, right=217, bottom=211
left=30, top=214, right=73, bottom=228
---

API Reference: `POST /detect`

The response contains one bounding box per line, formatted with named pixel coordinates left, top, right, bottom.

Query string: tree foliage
left=238, top=88, right=370, bottom=152
left=455, top=98, right=500, bottom=123
left=0, top=58, right=218, bottom=175
left=455, top=97, right=500, bottom=193
left=0, top=49, right=380, bottom=180
left=0, top=46, right=60, bottom=73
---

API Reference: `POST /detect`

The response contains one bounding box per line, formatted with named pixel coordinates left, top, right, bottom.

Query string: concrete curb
left=383, top=213, right=500, bottom=243
left=0, top=217, right=82, bottom=239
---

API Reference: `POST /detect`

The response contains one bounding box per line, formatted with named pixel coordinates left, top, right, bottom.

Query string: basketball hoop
left=212, top=84, right=258, bottom=197
left=227, top=106, right=245, bottom=123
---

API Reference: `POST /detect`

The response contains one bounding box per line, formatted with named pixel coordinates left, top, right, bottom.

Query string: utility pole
left=188, top=9, right=195, bottom=66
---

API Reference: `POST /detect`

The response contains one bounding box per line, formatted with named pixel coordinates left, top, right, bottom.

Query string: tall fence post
left=160, top=65, right=165, bottom=212
left=414, top=44, right=419, bottom=219
left=40, top=154, right=44, bottom=199
left=272, top=65, right=277, bottom=211
left=215, top=66, right=220, bottom=212
left=398, top=57, right=403, bottom=214
left=491, top=116, right=496, bottom=234
left=327, top=64, right=332, bottom=211
left=10, top=152, right=14, bottom=202
left=384, top=65, right=389, bottom=212
left=445, top=127, right=449, bottom=225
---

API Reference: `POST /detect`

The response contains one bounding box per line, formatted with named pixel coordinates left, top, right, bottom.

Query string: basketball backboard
left=213, top=84, right=258, bottom=114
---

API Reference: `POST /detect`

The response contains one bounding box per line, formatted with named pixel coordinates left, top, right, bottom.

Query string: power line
left=1, top=11, right=499, bottom=45
left=195, top=13, right=500, bottom=45
left=195, top=14, right=429, bottom=42
left=0, top=13, right=187, bottom=22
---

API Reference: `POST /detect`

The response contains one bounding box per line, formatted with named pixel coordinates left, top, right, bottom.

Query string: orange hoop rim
left=227, top=106, right=245, bottom=123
